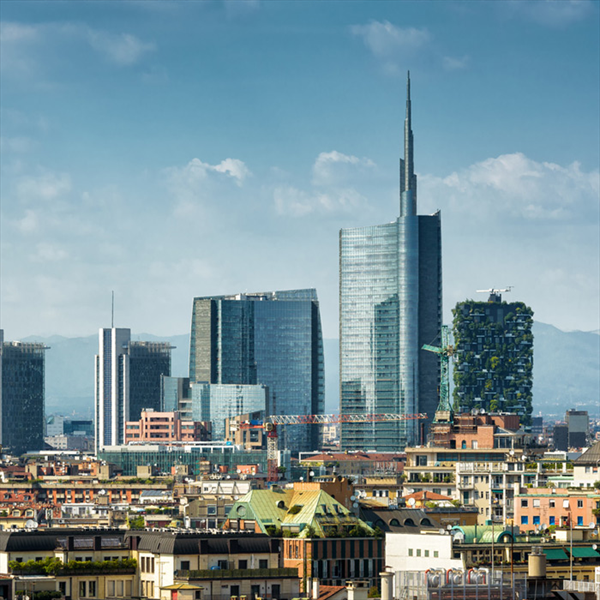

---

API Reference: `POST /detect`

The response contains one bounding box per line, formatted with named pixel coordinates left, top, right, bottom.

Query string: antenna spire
left=400, top=70, right=417, bottom=216
left=111, top=291, right=114, bottom=328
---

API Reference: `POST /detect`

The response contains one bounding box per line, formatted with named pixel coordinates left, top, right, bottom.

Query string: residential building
left=189, top=289, right=324, bottom=453
left=554, top=423, right=569, bottom=451
left=514, top=487, right=600, bottom=532
left=95, top=328, right=172, bottom=451
left=162, top=376, right=270, bottom=441
left=339, top=73, right=442, bottom=452
left=225, top=411, right=267, bottom=449
left=571, top=441, right=600, bottom=488
left=124, top=410, right=210, bottom=444
left=452, top=294, right=534, bottom=424
left=298, top=452, right=405, bottom=478
left=0, top=330, right=47, bottom=456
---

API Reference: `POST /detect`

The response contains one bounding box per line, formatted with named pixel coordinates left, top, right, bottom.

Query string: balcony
left=175, top=568, right=299, bottom=580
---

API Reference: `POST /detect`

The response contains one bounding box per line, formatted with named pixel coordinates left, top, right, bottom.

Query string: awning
left=542, top=548, right=569, bottom=560
left=569, top=547, right=600, bottom=558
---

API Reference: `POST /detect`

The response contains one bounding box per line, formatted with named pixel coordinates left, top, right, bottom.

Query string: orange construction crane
left=239, top=412, right=428, bottom=482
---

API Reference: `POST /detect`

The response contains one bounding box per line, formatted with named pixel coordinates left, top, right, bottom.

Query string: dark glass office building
left=0, top=330, right=47, bottom=456
left=339, top=74, right=442, bottom=451
left=189, top=289, right=324, bottom=453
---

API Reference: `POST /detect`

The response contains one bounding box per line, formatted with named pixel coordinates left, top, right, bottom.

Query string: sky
left=1, top=0, right=599, bottom=342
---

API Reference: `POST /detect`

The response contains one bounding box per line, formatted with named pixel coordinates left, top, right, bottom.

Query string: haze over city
left=1, top=0, right=599, bottom=341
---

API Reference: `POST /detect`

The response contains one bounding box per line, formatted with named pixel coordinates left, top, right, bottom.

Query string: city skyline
left=1, top=1, right=599, bottom=342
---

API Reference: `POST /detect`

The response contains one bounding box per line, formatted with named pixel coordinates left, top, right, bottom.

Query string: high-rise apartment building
left=566, top=409, right=589, bottom=448
left=339, top=74, right=442, bottom=451
left=95, top=328, right=172, bottom=451
left=0, top=330, right=47, bottom=456
left=452, top=293, right=534, bottom=425
left=189, top=289, right=324, bottom=452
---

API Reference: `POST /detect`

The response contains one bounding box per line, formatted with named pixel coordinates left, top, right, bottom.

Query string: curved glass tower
left=340, top=73, right=442, bottom=451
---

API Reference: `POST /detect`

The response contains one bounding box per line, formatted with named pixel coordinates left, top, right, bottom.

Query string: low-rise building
left=125, top=410, right=211, bottom=444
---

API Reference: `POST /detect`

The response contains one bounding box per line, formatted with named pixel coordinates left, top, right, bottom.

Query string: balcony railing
left=176, top=568, right=299, bottom=580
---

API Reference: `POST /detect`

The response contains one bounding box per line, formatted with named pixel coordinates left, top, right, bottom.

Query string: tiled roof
left=318, top=586, right=346, bottom=600
left=574, top=441, right=600, bottom=465
left=403, top=491, right=452, bottom=502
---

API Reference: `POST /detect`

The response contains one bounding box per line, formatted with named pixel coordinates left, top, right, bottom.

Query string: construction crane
left=476, top=287, right=512, bottom=302
left=239, top=412, right=428, bottom=482
left=422, top=324, right=454, bottom=420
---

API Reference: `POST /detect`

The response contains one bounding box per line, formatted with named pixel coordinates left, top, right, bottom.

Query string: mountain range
left=21, top=322, right=599, bottom=421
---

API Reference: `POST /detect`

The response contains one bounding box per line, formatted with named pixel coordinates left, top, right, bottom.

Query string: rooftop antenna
left=111, top=291, right=114, bottom=328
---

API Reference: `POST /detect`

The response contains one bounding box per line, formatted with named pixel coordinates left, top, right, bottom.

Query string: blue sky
left=1, top=0, right=599, bottom=341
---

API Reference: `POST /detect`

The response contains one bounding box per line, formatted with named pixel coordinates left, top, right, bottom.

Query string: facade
left=189, top=289, right=324, bottom=453
left=124, top=410, right=211, bottom=444
left=162, top=376, right=270, bottom=441
left=0, top=330, right=47, bottom=456
left=95, top=328, right=172, bottom=451
left=566, top=409, right=589, bottom=448
left=339, top=74, right=442, bottom=452
left=452, top=295, right=534, bottom=424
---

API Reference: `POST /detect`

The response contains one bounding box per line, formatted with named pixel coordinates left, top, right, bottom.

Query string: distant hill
left=21, top=321, right=599, bottom=420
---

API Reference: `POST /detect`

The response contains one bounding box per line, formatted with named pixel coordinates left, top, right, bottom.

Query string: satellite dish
left=350, top=496, right=356, bottom=501
left=593, top=544, right=598, bottom=550
left=447, top=524, right=453, bottom=530
left=509, top=450, right=515, bottom=456
left=438, top=528, right=445, bottom=535
left=353, top=502, right=359, bottom=508
left=589, top=522, right=596, bottom=529
left=408, top=498, right=416, bottom=507
left=25, top=520, right=38, bottom=529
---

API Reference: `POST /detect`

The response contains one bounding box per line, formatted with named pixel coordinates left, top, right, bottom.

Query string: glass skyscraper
left=340, top=73, right=442, bottom=451
left=0, top=330, right=47, bottom=456
left=189, top=289, right=324, bottom=453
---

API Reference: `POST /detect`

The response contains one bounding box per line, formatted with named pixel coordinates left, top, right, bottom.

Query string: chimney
left=380, top=570, right=393, bottom=600
left=312, top=579, right=320, bottom=600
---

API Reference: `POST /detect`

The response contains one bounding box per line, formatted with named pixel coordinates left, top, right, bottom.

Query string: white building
left=386, top=530, right=463, bottom=573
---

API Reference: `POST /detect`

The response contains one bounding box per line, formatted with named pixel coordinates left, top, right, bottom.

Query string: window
left=181, top=560, right=190, bottom=571
left=424, top=550, right=429, bottom=557
left=239, top=560, right=248, bottom=569
left=408, top=549, right=413, bottom=557
left=577, top=500, right=583, bottom=508
left=549, top=516, right=555, bottom=525
left=59, top=583, right=67, bottom=596
left=533, top=499, right=540, bottom=508
left=231, top=586, right=240, bottom=597
left=521, top=499, right=528, bottom=507
left=207, top=505, right=217, bottom=515
left=89, top=581, right=96, bottom=597
left=416, top=549, right=421, bottom=557
left=549, top=500, right=555, bottom=508
left=218, top=560, right=229, bottom=569
left=471, top=441, right=478, bottom=449
left=533, top=516, right=540, bottom=525
left=521, top=516, right=528, bottom=525
left=259, top=559, right=268, bottom=569
left=433, top=551, right=439, bottom=558
left=80, top=582, right=87, bottom=598
left=577, top=516, right=583, bottom=526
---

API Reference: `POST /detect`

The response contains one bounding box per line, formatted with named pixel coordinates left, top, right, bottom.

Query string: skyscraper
left=95, top=328, right=172, bottom=451
left=339, top=74, right=442, bottom=451
left=452, top=294, right=533, bottom=424
left=0, top=330, right=47, bottom=456
left=189, top=289, right=324, bottom=452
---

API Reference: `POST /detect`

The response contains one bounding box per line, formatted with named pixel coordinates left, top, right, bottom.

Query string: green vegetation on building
left=452, top=300, right=533, bottom=425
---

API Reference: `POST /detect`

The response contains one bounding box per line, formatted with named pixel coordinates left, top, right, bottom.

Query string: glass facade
left=189, top=290, right=324, bottom=453
left=0, top=334, right=46, bottom=456
left=339, top=74, right=441, bottom=451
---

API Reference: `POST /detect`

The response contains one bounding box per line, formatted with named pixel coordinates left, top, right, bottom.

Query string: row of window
left=521, top=498, right=586, bottom=508
left=407, top=549, right=440, bottom=558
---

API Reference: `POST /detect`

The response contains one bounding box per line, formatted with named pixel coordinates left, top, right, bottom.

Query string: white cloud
left=274, top=185, right=367, bottom=218
left=312, top=151, right=376, bottom=186
left=421, top=152, right=599, bottom=222
left=506, top=0, right=594, bottom=26
left=0, top=136, right=36, bottom=153
left=0, top=22, right=39, bottom=43
left=442, top=55, right=469, bottom=71
left=350, top=21, right=431, bottom=58
left=16, top=170, right=72, bottom=202
left=87, top=30, right=155, bottom=66
left=16, top=209, right=39, bottom=233
left=31, top=242, right=69, bottom=262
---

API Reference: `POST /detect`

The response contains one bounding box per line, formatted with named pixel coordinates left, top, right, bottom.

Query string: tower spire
left=400, top=70, right=417, bottom=216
